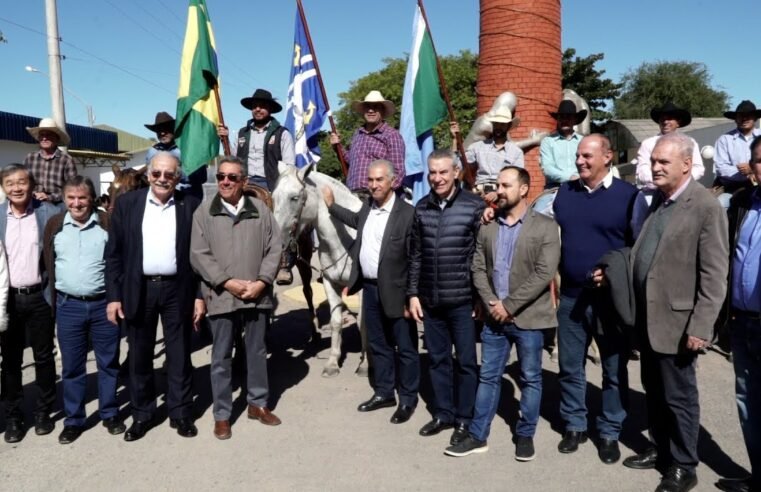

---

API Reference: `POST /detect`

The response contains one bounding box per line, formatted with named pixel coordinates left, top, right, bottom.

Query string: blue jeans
left=247, top=175, right=269, bottom=191
left=730, top=313, right=761, bottom=485
left=56, top=296, right=120, bottom=427
left=557, top=292, right=629, bottom=439
left=422, top=303, right=477, bottom=424
left=469, top=323, right=543, bottom=441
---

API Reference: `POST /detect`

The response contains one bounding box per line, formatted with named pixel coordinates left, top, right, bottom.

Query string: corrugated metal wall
left=0, top=111, right=118, bottom=153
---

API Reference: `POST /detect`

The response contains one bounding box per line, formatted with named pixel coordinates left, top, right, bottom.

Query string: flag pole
left=296, top=0, right=348, bottom=177
left=416, top=0, right=475, bottom=188
left=212, top=84, right=232, bottom=156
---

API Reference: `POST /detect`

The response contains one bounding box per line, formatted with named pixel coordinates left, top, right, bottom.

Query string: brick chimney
left=478, top=0, right=562, bottom=199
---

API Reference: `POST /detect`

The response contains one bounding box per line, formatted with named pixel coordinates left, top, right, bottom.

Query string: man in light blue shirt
left=714, top=100, right=761, bottom=209
left=540, top=100, right=587, bottom=187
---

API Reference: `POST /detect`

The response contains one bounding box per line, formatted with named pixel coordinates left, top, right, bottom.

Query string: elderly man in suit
left=105, top=151, right=205, bottom=441
left=322, top=159, right=419, bottom=424
left=601, top=132, right=728, bottom=492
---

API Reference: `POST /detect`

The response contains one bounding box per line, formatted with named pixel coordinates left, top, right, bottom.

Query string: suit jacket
left=105, top=188, right=200, bottom=320
left=471, top=208, right=560, bottom=329
left=630, top=179, right=728, bottom=354
left=328, top=195, right=415, bottom=318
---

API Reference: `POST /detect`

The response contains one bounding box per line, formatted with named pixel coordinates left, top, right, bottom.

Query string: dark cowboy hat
left=144, top=112, right=176, bottom=132
left=241, top=88, right=283, bottom=113
left=549, top=100, right=587, bottom=125
left=724, top=100, right=761, bottom=120
left=650, top=101, right=692, bottom=128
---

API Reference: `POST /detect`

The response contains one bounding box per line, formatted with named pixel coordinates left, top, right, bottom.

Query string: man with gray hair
left=322, top=159, right=419, bottom=424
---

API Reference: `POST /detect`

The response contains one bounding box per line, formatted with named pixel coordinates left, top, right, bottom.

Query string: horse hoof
left=355, top=365, right=369, bottom=377
left=322, top=367, right=340, bottom=378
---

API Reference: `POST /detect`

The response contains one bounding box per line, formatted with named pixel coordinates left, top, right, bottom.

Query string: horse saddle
left=243, top=183, right=273, bottom=211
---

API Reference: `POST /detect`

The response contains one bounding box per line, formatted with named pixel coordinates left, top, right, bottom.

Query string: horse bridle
left=284, top=172, right=309, bottom=254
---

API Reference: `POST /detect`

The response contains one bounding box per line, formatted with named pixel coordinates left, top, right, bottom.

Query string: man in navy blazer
left=323, top=159, right=419, bottom=424
left=105, top=152, right=204, bottom=441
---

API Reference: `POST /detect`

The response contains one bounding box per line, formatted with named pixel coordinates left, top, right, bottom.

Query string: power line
left=103, top=0, right=181, bottom=56
left=132, top=0, right=184, bottom=41
left=156, top=0, right=185, bottom=24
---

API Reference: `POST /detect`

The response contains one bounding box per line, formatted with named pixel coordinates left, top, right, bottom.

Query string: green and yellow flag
left=175, top=0, right=220, bottom=175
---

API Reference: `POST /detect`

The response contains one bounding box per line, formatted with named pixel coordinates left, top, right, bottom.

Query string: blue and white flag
left=284, top=10, right=328, bottom=169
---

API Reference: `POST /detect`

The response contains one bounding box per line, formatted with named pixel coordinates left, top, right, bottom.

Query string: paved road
left=0, top=274, right=750, bottom=492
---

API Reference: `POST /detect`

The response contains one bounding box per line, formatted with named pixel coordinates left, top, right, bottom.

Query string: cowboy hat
left=486, top=108, right=520, bottom=128
left=650, top=101, right=692, bottom=128
left=549, top=100, right=587, bottom=125
left=351, top=91, right=395, bottom=117
left=241, top=88, right=283, bottom=113
left=724, top=100, right=761, bottom=120
left=144, top=111, right=176, bottom=132
left=26, top=117, right=70, bottom=146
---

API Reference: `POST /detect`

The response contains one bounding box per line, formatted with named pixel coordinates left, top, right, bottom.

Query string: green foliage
left=562, top=48, right=621, bottom=121
left=614, top=61, right=730, bottom=119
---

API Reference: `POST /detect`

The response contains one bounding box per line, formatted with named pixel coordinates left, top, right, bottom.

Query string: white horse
left=272, top=162, right=366, bottom=377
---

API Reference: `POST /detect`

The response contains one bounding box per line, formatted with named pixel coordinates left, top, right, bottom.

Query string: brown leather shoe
left=247, top=405, right=282, bottom=426
left=213, top=420, right=231, bottom=440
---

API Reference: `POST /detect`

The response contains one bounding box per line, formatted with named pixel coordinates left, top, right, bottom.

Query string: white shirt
left=636, top=133, right=704, bottom=189
left=141, top=190, right=177, bottom=275
left=221, top=195, right=244, bottom=217
left=582, top=169, right=614, bottom=193
left=359, top=193, right=395, bottom=280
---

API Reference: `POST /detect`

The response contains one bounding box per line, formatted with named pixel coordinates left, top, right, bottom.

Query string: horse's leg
left=355, top=290, right=369, bottom=377
left=321, top=281, right=344, bottom=378
left=296, top=230, right=319, bottom=343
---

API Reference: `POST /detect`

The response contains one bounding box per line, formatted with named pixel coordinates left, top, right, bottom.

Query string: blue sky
left=1, top=0, right=758, bottom=140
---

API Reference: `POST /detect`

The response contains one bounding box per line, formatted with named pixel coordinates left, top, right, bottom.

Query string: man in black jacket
left=323, top=160, right=419, bottom=424
left=408, top=149, right=485, bottom=445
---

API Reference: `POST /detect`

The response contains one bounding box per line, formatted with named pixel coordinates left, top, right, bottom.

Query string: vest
left=236, top=118, right=286, bottom=190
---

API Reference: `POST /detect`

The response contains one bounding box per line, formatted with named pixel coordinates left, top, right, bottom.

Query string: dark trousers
left=422, top=303, right=477, bottom=424
left=0, top=290, right=56, bottom=420
left=56, top=296, right=120, bottom=427
left=640, top=338, right=700, bottom=472
left=125, top=278, right=193, bottom=421
left=363, top=283, right=419, bottom=406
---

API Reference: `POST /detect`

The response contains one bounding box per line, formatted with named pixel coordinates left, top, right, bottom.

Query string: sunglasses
left=150, top=170, right=178, bottom=180
left=215, top=172, right=242, bottom=183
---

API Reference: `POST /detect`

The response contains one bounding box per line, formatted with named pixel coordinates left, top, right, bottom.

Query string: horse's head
left=272, top=162, right=318, bottom=245
left=107, top=164, right=148, bottom=212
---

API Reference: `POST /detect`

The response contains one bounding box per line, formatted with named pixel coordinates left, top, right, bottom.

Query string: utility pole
left=45, top=0, right=67, bottom=132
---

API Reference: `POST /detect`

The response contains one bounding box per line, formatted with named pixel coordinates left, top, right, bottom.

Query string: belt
left=144, top=275, right=177, bottom=282
left=734, top=309, right=761, bottom=320
left=11, top=284, right=43, bottom=295
left=363, top=278, right=378, bottom=286
left=58, top=291, right=106, bottom=302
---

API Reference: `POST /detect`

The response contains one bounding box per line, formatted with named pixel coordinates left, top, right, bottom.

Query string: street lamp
left=25, top=65, right=95, bottom=127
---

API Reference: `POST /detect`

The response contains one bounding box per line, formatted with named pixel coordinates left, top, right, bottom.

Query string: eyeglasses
left=150, top=170, right=178, bottom=180
left=215, top=173, right=242, bottom=183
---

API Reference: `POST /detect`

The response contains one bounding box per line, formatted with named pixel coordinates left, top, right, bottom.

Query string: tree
left=562, top=48, right=621, bottom=122
left=614, top=61, right=730, bottom=119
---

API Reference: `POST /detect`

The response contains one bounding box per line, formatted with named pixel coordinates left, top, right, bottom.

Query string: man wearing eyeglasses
left=190, top=156, right=283, bottom=440
left=105, top=151, right=205, bottom=442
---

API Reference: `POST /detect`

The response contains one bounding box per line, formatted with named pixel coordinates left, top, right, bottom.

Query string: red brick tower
left=478, top=0, right=562, bottom=199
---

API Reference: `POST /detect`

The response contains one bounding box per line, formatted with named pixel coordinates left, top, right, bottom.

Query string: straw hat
left=26, top=117, right=70, bottom=146
left=351, top=91, right=396, bottom=117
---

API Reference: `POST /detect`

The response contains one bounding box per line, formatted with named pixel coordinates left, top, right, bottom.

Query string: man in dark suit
left=105, top=152, right=205, bottom=441
left=322, top=159, right=419, bottom=424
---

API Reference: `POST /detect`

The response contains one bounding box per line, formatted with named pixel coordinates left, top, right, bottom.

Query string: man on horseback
left=23, top=118, right=77, bottom=208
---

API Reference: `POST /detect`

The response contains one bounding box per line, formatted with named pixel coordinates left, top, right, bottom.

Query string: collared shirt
left=732, top=188, right=761, bottom=312
left=54, top=211, right=107, bottom=296
left=582, top=169, right=614, bottom=194
left=436, top=186, right=458, bottom=210
left=141, top=190, right=177, bottom=275
left=359, top=193, right=396, bottom=280
left=247, top=121, right=296, bottom=178
left=493, top=211, right=526, bottom=300
left=714, top=128, right=761, bottom=183
left=463, top=139, right=525, bottom=185
left=661, top=176, right=692, bottom=206
left=5, top=203, right=41, bottom=288
left=345, top=122, right=405, bottom=191
left=540, top=131, right=581, bottom=184
left=635, top=133, right=704, bottom=189
left=23, top=148, right=78, bottom=203
left=220, top=194, right=244, bottom=218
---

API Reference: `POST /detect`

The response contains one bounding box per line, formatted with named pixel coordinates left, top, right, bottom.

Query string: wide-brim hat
left=241, top=88, right=283, bottom=113
left=351, top=90, right=395, bottom=117
left=144, top=111, right=176, bottom=132
left=486, top=108, right=520, bottom=128
left=26, top=117, right=70, bottom=146
left=650, top=101, right=692, bottom=128
left=549, top=100, right=587, bottom=125
left=724, top=100, right=761, bottom=120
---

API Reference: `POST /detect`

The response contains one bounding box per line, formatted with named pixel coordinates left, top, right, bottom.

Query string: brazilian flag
left=175, top=0, right=220, bottom=176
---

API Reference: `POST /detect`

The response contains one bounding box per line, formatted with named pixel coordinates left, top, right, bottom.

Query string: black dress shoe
left=419, top=418, right=454, bottom=437
left=655, top=466, right=697, bottom=492
left=169, top=418, right=198, bottom=438
left=58, top=426, right=83, bottom=445
left=450, top=423, right=469, bottom=446
left=124, top=420, right=153, bottom=442
left=34, top=413, right=54, bottom=436
left=357, top=395, right=396, bottom=412
left=715, top=477, right=755, bottom=492
left=390, top=405, right=415, bottom=424
left=102, top=417, right=126, bottom=435
left=4, top=420, right=25, bottom=444
left=623, top=447, right=658, bottom=469
left=597, top=438, right=621, bottom=464
left=557, top=430, right=587, bottom=453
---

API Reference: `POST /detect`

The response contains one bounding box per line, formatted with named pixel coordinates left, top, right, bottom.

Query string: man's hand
left=33, top=191, right=50, bottom=201
left=488, top=300, right=511, bottom=323
left=322, top=187, right=334, bottom=207
left=242, top=280, right=267, bottom=300
left=483, top=191, right=498, bottom=204
left=329, top=132, right=341, bottom=146
left=738, top=163, right=752, bottom=176
left=107, top=301, right=124, bottom=325
left=193, top=299, right=206, bottom=331
left=481, top=207, right=495, bottom=224
left=591, top=267, right=607, bottom=288
left=685, top=335, right=707, bottom=352
left=217, top=125, right=229, bottom=138
left=449, top=121, right=461, bottom=137
left=408, top=296, right=424, bottom=323
left=224, top=279, right=248, bottom=298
